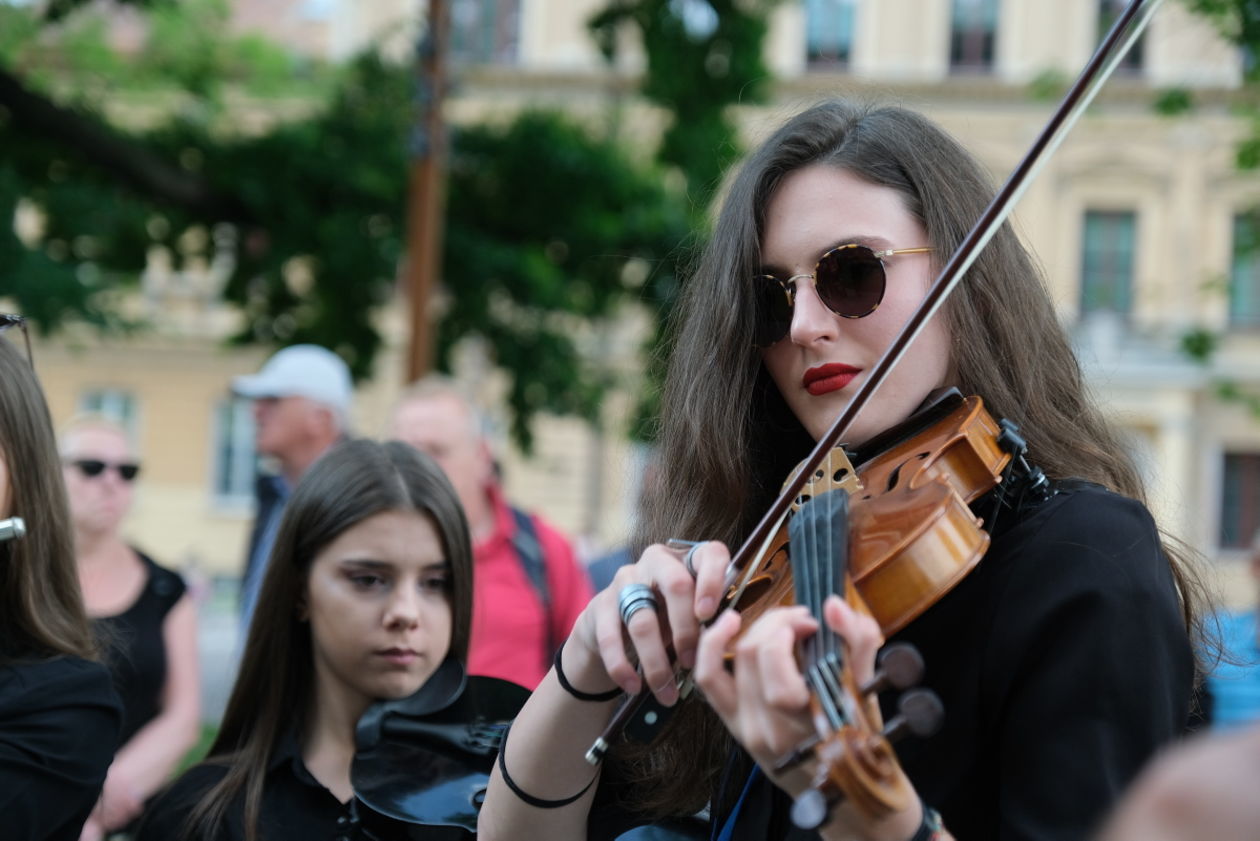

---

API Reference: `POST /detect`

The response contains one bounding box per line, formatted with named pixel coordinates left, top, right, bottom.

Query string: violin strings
left=790, top=489, right=851, bottom=731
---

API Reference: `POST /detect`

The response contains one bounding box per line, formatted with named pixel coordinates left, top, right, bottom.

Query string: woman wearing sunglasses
left=0, top=324, right=122, bottom=840
left=134, top=439, right=475, bottom=841
left=59, top=417, right=201, bottom=840
left=479, top=101, right=1204, bottom=841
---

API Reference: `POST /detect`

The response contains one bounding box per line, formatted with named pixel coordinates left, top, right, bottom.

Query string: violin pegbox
left=781, top=447, right=863, bottom=519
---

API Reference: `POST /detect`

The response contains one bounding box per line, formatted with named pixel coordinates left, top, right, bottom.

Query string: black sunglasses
left=0, top=314, right=33, bottom=367
left=753, top=244, right=933, bottom=348
left=68, top=459, right=142, bottom=482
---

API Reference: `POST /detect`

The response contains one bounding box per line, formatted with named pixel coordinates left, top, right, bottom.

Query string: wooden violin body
left=724, top=390, right=1010, bottom=637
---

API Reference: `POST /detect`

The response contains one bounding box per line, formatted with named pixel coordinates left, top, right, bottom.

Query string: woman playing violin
left=478, top=100, right=1206, bottom=841
left=136, top=439, right=474, bottom=840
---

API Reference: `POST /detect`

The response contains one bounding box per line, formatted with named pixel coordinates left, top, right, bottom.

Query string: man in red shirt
left=388, top=379, right=592, bottom=689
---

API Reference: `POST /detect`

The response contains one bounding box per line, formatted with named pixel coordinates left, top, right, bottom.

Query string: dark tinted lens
left=815, top=246, right=886, bottom=318
left=75, top=460, right=106, bottom=477
left=753, top=275, right=793, bottom=347
left=118, top=464, right=141, bottom=481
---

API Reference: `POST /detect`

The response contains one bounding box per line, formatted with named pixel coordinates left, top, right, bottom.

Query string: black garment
left=136, top=730, right=360, bottom=841
left=595, top=483, right=1194, bottom=841
left=95, top=551, right=187, bottom=744
left=0, top=655, right=122, bottom=841
left=138, top=723, right=493, bottom=841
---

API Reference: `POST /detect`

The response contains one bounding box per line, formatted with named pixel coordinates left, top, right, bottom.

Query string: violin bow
left=587, top=0, right=1164, bottom=765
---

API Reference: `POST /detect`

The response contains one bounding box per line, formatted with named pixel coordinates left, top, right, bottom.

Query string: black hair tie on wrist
left=907, top=799, right=945, bottom=841
left=554, top=638, right=622, bottom=702
left=498, top=722, right=596, bottom=809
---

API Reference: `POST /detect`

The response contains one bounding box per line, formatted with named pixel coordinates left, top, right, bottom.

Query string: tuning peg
left=882, top=688, right=944, bottom=743
left=791, top=786, right=840, bottom=831
left=859, top=642, right=925, bottom=697
left=773, top=733, right=820, bottom=774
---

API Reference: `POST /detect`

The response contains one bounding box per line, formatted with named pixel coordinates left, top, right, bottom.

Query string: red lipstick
left=803, top=363, right=861, bottom=396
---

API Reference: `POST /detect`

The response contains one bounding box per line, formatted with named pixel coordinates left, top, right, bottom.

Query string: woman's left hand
left=694, top=594, right=923, bottom=841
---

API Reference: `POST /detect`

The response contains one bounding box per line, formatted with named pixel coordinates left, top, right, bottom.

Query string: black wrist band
left=497, top=722, right=596, bottom=809
left=554, top=638, right=622, bottom=702
left=907, top=799, right=944, bottom=841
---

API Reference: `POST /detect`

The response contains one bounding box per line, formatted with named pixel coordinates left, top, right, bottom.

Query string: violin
left=351, top=658, right=529, bottom=840
left=351, top=659, right=710, bottom=840
left=586, top=0, right=1163, bottom=829
left=724, top=389, right=1051, bottom=827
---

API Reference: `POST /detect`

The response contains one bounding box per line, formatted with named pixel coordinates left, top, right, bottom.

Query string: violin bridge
left=782, top=447, right=864, bottom=516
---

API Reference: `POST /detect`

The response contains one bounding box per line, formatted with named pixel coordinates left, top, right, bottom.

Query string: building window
left=1080, top=210, right=1136, bottom=316
left=78, top=388, right=138, bottom=438
left=806, top=0, right=857, bottom=69
left=1221, top=452, right=1260, bottom=549
left=1098, top=0, right=1143, bottom=74
left=950, top=0, right=998, bottom=72
left=1230, top=212, right=1260, bottom=328
left=450, top=0, right=520, bottom=66
left=212, top=396, right=257, bottom=506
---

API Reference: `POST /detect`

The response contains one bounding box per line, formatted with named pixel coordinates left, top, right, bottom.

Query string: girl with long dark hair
left=478, top=101, right=1207, bottom=841
left=136, top=439, right=474, bottom=840
left=0, top=320, right=121, bottom=841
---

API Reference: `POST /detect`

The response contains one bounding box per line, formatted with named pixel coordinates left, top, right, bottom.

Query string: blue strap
left=712, top=766, right=762, bottom=841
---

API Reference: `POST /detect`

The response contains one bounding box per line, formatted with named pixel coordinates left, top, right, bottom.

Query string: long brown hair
left=184, top=439, right=475, bottom=841
left=0, top=333, right=96, bottom=663
left=620, top=99, right=1211, bottom=817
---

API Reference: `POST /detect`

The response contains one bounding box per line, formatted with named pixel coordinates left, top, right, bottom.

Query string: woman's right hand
left=567, top=542, right=732, bottom=706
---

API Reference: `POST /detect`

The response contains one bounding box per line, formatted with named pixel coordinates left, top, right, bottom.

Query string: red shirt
left=466, top=485, right=593, bottom=689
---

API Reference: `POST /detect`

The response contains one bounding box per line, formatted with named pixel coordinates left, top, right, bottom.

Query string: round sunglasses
left=67, top=459, right=142, bottom=482
left=753, top=244, right=933, bottom=348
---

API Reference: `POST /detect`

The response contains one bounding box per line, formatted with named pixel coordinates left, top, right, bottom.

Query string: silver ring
left=665, top=538, right=704, bottom=579
left=683, top=543, right=704, bottom=578
left=618, top=583, right=658, bottom=626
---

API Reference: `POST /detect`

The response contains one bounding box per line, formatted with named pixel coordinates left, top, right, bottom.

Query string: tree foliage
left=0, top=0, right=689, bottom=448
left=588, top=0, right=779, bottom=438
left=589, top=0, right=777, bottom=216
left=443, top=111, right=687, bottom=448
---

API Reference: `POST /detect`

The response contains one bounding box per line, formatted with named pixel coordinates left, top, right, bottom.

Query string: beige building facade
left=21, top=0, right=1260, bottom=606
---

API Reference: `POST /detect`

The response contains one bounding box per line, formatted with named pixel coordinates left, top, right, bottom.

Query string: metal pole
left=404, top=0, right=450, bottom=382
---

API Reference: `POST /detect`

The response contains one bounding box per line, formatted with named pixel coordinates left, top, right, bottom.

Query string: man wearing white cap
left=232, top=344, right=352, bottom=630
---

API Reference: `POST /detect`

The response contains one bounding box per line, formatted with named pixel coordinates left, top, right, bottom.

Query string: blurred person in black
left=0, top=314, right=122, bottom=840
left=61, top=416, right=200, bottom=838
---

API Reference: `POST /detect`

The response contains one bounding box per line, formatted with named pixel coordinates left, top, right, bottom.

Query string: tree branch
left=0, top=64, right=248, bottom=222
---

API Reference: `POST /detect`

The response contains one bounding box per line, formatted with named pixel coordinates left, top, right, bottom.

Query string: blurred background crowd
left=3, top=0, right=1260, bottom=835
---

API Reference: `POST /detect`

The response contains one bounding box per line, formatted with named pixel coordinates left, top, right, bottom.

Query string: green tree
left=588, top=0, right=780, bottom=438
left=0, top=0, right=688, bottom=448
left=590, top=0, right=778, bottom=216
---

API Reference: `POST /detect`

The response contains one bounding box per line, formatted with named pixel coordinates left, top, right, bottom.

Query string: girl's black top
left=135, top=729, right=476, bottom=841
left=593, top=481, right=1195, bottom=841
left=95, top=550, right=187, bottom=745
left=135, top=732, right=359, bottom=841
left=0, top=655, right=122, bottom=841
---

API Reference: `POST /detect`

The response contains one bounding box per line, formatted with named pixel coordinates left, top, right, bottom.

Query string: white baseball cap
left=232, top=345, right=353, bottom=420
